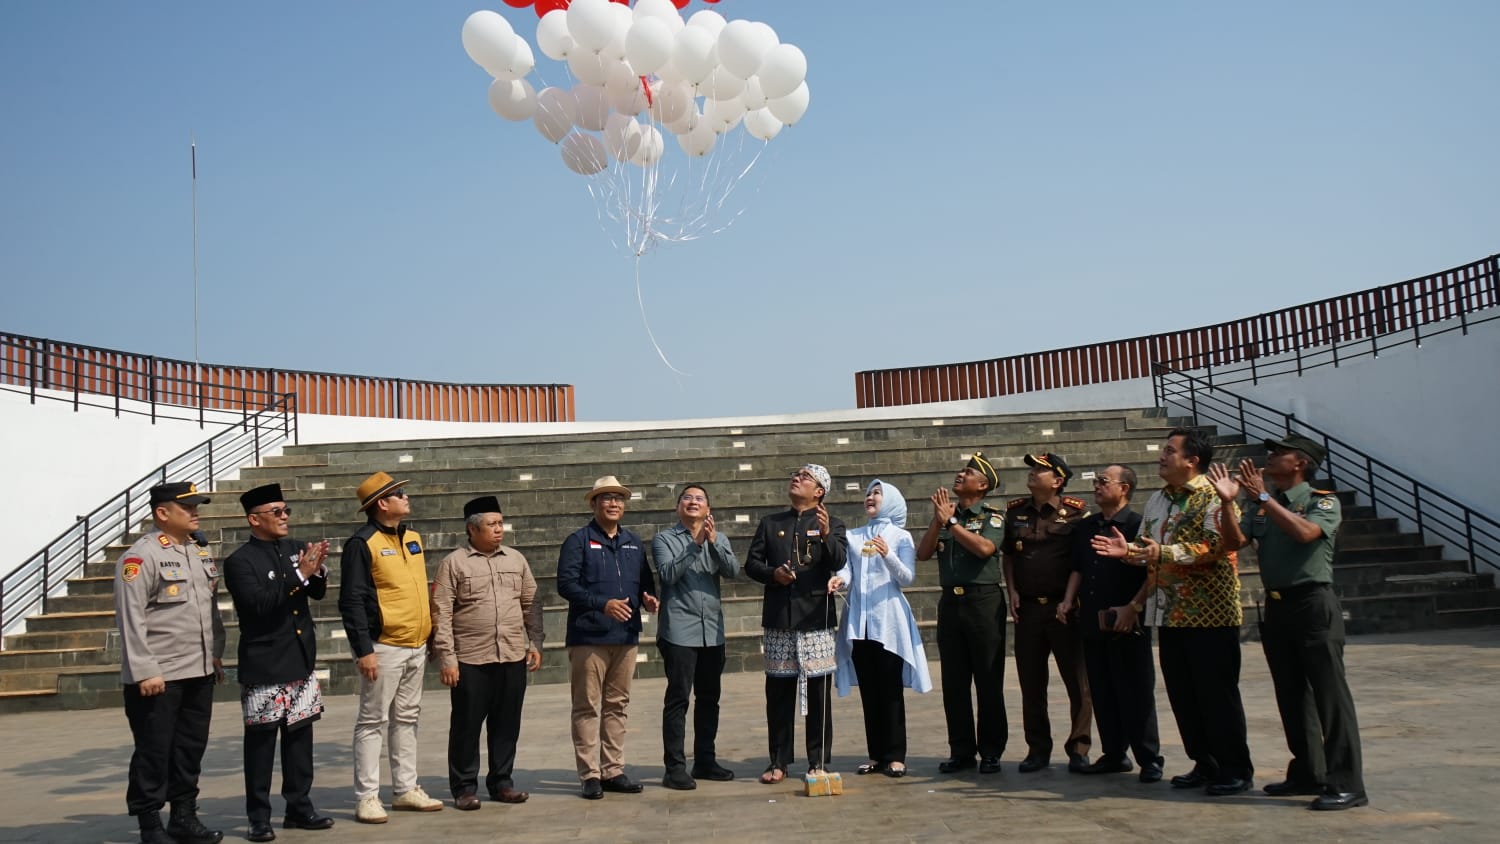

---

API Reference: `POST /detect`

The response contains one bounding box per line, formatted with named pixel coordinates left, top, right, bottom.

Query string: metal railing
left=855, top=252, right=1498, bottom=407
left=0, top=394, right=298, bottom=641
left=0, top=330, right=577, bottom=422
left=1152, top=365, right=1499, bottom=577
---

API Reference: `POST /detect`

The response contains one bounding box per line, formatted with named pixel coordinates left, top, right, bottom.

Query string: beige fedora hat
left=585, top=476, right=631, bottom=504
left=356, top=471, right=410, bottom=512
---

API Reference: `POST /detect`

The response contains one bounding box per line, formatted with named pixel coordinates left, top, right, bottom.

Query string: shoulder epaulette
left=981, top=503, right=1004, bottom=513
left=1062, top=496, right=1088, bottom=510
left=1006, top=497, right=1029, bottom=509
left=1311, top=489, right=1335, bottom=496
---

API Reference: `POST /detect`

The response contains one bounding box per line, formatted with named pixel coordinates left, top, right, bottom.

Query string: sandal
left=759, top=766, right=786, bottom=785
left=856, top=761, right=887, bottom=775
left=884, top=763, right=908, bottom=778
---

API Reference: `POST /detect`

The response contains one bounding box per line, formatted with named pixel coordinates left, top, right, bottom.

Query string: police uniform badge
left=165, top=584, right=180, bottom=597
left=989, top=514, right=1004, bottom=529
left=1317, top=497, right=1334, bottom=511
left=157, top=534, right=172, bottom=548
left=121, top=557, right=142, bottom=582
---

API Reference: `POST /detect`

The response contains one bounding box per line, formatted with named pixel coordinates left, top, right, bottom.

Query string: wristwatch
left=1130, top=600, right=1144, bottom=613
left=948, top=516, right=960, bottom=526
left=1256, top=492, right=1271, bottom=504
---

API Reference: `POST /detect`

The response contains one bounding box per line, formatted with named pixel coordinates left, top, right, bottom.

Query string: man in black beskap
left=744, top=464, right=849, bottom=785
left=1063, top=464, right=1164, bottom=783
left=223, top=483, right=336, bottom=841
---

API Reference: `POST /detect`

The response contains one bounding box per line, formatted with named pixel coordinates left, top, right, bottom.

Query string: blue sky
left=3, top=1, right=1497, bottom=420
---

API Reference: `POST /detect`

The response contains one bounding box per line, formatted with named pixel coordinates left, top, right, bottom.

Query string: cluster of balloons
left=462, top=0, right=810, bottom=177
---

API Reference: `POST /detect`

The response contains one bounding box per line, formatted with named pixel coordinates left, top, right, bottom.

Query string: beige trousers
left=568, top=644, right=637, bottom=781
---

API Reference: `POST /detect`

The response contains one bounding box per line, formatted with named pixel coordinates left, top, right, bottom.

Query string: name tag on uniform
left=589, top=541, right=603, bottom=550
left=806, top=529, right=821, bottom=537
left=380, top=549, right=397, bottom=556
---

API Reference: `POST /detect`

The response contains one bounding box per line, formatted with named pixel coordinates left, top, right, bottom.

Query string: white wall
left=1228, top=316, right=1500, bottom=510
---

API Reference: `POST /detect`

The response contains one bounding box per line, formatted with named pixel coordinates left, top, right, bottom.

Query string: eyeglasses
left=790, top=471, right=816, bottom=482
left=1092, top=478, right=1121, bottom=487
left=596, top=493, right=627, bottom=504
left=382, top=489, right=408, bottom=500
left=251, top=506, right=292, bottom=518
left=679, top=494, right=707, bottom=503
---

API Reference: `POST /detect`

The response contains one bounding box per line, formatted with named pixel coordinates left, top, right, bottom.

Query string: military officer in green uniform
left=915, top=452, right=1009, bottom=774
left=1004, top=452, right=1093, bottom=773
left=115, top=482, right=226, bottom=844
left=1212, top=433, right=1367, bottom=811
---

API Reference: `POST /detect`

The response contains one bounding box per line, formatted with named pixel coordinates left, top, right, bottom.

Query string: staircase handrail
left=1150, top=364, right=1498, bottom=577
left=0, top=393, right=298, bottom=642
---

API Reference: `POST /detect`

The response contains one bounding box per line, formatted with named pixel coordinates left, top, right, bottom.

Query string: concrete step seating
left=3, top=407, right=1493, bottom=712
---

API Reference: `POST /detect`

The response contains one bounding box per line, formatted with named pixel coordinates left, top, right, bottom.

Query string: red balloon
left=672, top=0, right=690, bottom=8
left=501, top=0, right=532, bottom=8
left=534, top=0, right=568, bottom=16
left=610, top=0, right=630, bottom=5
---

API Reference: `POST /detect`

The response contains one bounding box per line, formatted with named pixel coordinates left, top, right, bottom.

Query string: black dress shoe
left=938, top=757, right=976, bottom=773
left=883, top=764, right=908, bottom=778
left=1310, top=790, right=1369, bottom=811
left=1081, top=757, right=1133, bottom=775
left=662, top=768, right=698, bottom=790
left=454, top=793, right=481, bottom=811
left=855, top=762, right=887, bottom=775
left=1206, top=776, right=1253, bottom=796
left=1067, top=753, right=1091, bottom=773
left=283, top=811, right=334, bottom=830
left=979, top=756, right=1002, bottom=774
left=691, top=762, right=736, bottom=782
left=581, top=778, right=604, bottom=800
left=601, top=773, right=644, bottom=794
left=1018, top=755, right=1050, bottom=773
left=247, top=822, right=276, bottom=843
left=1263, top=779, right=1323, bottom=796
left=1138, top=760, right=1164, bottom=783
left=1170, top=769, right=1209, bottom=789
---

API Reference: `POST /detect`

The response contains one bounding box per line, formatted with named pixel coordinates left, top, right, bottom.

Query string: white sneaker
left=355, top=796, right=388, bottom=824
left=392, top=785, right=444, bottom=812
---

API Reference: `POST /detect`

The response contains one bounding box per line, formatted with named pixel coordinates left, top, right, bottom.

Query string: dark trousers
left=766, top=673, right=832, bottom=771
left=851, top=639, right=908, bottom=765
left=658, top=640, right=726, bottom=772
left=936, top=587, right=1008, bottom=759
left=1262, top=584, right=1365, bottom=793
left=1159, top=625, right=1253, bottom=781
left=1014, top=601, right=1093, bottom=758
left=1082, top=629, right=1161, bottom=766
left=447, top=660, right=527, bottom=798
left=123, top=674, right=215, bottom=816
left=243, top=719, right=315, bottom=823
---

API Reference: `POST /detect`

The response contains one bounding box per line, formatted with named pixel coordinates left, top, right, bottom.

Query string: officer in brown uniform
left=1003, top=453, right=1093, bottom=773
left=116, top=481, right=226, bottom=844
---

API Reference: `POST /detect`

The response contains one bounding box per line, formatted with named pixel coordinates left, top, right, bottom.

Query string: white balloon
left=624, top=17, right=673, bottom=75
left=672, top=26, right=718, bottom=85
left=676, top=120, right=718, bottom=157
left=665, top=103, right=700, bottom=135
left=698, top=65, right=745, bottom=101
left=461, top=11, right=517, bottom=77
left=686, top=9, right=727, bottom=36
left=567, top=49, right=608, bottom=86
left=600, top=2, right=633, bottom=62
left=566, top=0, right=616, bottom=53
left=608, top=80, right=649, bottom=116
left=704, top=95, right=745, bottom=133
left=488, top=78, right=537, bottom=121
left=533, top=87, right=578, bottom=143
left=744, top=107, right=783, bottom=141
left=654, top=59, right=686, bottom=87
left=767, top=80, right=810, bottom=125
left=757, top=43, right=806, bottom=100
left=633, top=0, right=678, bottom=22
left=716, top=19, right=770, bottom=79
left=488, top=35, right=535, bottom=82
left=561, top=132, right=610, bottom=176
left=537, top=9, right=575, bottom=60
left=739, top=75, right=767, bottom=110
left=652, top=81, right=693, bottom=125
left=572, top=84, right=610, bottom=132
left=629, top=125, right=665, bottom=166
left=603, top=58, right=640, bottom=95
left=603, top=113, right=644, bottom=161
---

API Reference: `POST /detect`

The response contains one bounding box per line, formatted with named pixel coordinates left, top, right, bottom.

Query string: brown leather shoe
left=490, top=787, right=529, bottom=804
left=454, top=793, right=481, bottom=811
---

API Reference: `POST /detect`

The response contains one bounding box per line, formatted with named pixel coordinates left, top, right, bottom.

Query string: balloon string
left=634, top=254, right=690, bottom=378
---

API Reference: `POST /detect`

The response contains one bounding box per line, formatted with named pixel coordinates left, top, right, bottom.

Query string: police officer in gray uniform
left=116, top=481, right=226, bottom=844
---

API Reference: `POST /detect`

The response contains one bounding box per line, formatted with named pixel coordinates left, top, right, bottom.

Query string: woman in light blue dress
left=835, top=479, right=932, bottom=777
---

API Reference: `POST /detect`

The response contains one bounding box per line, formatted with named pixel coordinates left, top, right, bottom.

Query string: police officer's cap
left=149, top=481, right=211, bottom=507
left=1024, top=452, right=1073, bottom=483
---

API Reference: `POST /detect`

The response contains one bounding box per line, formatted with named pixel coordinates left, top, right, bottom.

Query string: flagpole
left=191, top=134, right=200, bottom=409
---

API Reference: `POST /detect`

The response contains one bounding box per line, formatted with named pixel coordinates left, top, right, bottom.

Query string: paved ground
left=1, top=627, right=1496, bottom=844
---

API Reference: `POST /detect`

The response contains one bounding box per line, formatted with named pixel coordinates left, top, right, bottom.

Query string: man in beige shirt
left=430, top=496, right=543, bottom=810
